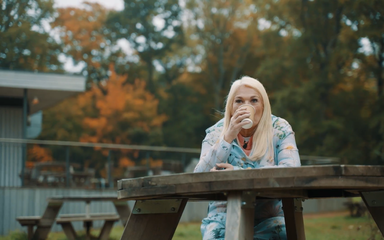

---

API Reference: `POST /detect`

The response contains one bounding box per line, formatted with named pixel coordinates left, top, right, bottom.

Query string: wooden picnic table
left=117, top=164, right=384, bottom=240
left=17, top=195, right=131, bottom=240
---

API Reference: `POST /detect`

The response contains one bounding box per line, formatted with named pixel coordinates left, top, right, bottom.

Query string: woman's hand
left=210, top=163, right=234, bottom=172
left=224, top=107, right=250, bottom=143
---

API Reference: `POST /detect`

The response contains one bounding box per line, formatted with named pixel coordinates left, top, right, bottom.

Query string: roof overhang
left=0, top=70, right=86, bottom=114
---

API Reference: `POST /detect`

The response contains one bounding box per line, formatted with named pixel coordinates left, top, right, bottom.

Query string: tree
left=51, top=2, right=121, bottom=86
left=39, top=65, right=168, bottom=174
left=345, top=0, right=384, bottom=163
left=185, top=0, right=261, bottom=110
left=0, top=0, right=63, bottom=72
left=105, top=0, right=184, bottom=94
left=249, top=0, right=384, bottom=165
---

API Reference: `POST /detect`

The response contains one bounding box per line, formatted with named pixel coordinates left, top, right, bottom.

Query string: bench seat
left=58, top=212, right=118, bottom=220
left=16, top=216, right=41, bottom=225
left=16, top=216, right=41, bottom=240
left=56, top=214, right=119, bottom=240
left=56, top=214, right=119, bottom=223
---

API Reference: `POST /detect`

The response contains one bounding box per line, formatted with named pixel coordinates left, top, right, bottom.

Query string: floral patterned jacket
left=194, top=115, right=301, bottom=239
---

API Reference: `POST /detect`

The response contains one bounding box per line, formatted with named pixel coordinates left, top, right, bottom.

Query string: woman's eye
left=251, top=99, right=258, bottom=103
left=235, top=99, right=242, bottom=103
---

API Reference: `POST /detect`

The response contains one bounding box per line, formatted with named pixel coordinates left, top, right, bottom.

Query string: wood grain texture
left=120, top=198, right=188, bottom=240
left=113, top=201, right=131, bottom=226
left=119, top=165, right=384, bottom=192
left=116, top=165, right=384, bottom=240
left=224, top=191, right=255, bottom=240
left=118, top=175, right=384, bottom=200
left=282, top=198, right=306, bottom=240
left=32, top=201, right=63, bottom=240
left=225, top=192, right=242, bottom=240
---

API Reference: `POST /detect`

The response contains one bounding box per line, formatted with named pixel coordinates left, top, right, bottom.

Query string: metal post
left=65, top=146, right=70, bottom=187
left=146, top=152, right=150, bottom=175
left=181, top=153, right=186, bottom=172
left=21, top=89, right=28, bottom=187
left=108, top=150, right=113, bottom=189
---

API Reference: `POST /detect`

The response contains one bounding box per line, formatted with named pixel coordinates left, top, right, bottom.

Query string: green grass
left=2, top=213, right=383, bottom=240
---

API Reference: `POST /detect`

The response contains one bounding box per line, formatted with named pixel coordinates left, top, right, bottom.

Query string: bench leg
left=225, top=191, right=254, bottom=240
left=98, top=220, right=116, bottom=240
left=120, top=199, right=188, bottom=240
left=360, top=191, right=384, bottom=236
left=282, top=198, right=306, bottom=240
left=83, top=221, right=93, bottom=240
left=27, top=225, right=34, bottom=240
left=33, top=201, right=63, bottom=240
left=59, top=223, right=78, bottom=240
left=113, top=201, right=131, bottom=226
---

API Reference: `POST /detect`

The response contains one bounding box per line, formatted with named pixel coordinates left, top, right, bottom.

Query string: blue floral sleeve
left=194, top=119, right=232, bottom=173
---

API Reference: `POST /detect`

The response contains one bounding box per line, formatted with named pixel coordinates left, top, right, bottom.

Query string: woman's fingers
left=232, top=108, right=250, bottom=123
left=210, top=163, right=234, bottom=172
left=224, top=107, right=251, bottom=143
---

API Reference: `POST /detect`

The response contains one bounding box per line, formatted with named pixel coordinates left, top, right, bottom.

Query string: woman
left=194, top=76, right=301, bottom=240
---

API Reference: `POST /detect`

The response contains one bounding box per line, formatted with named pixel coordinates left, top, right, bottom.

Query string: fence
left=0, top=138, right=201, bottom=189
left=0, top=138, right=339, bottom=189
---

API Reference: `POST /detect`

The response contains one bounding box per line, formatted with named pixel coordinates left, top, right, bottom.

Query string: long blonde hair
left=221, top=76, right=274, bottom=161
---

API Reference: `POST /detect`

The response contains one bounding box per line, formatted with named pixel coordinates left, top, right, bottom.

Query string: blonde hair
left=221, top=76, right=273, bottom=161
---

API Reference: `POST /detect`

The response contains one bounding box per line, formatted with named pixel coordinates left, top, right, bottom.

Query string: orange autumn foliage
left=51, top=2, right=110, bottom=68
left=79, top=67, right=167, bottom=167
left=27, top=145, right=53, bottom=167
left=119, top=157, right=135, bottom=168
left=140, top=158, right=163, bottom=168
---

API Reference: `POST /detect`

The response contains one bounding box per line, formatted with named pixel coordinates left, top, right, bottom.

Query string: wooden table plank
left=120, top=199, right=188, bottom=240
left=225, top=191, right=254, bottom=240
left=118, top=175, right=384, bottom=200
left=282, top=198, right=306, bottom=240
left=118, top=165, right=384, bottom=192
left=117, top=165, right=384, bottom=240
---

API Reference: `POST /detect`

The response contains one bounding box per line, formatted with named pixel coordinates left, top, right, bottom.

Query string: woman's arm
left=268, top=118, right=301, bottom=168
left=275, top=130, right=301, bottom=167
left=194, top=134, right=232, bottom=173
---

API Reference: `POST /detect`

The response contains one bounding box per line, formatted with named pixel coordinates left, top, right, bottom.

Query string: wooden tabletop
left=117, top=165, right=384, bottom=201
left=48, top=195, right=119, bottom=202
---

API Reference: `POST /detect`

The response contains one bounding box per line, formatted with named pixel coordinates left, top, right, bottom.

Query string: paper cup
left=241, top=104, right=255, bottom=129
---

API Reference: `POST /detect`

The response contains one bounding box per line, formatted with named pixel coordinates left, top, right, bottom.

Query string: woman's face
left=231, top=85, right=264, bottom=129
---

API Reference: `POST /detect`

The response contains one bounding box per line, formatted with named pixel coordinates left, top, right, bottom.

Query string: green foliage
left=248, top=0, right=384, bottom=164
left=105, top=0, right=184, bottom=94
left=0, top=0, right=63, bottom=72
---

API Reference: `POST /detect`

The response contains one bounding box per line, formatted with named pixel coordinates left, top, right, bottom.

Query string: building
left=0, top=70, right=86, bottom=187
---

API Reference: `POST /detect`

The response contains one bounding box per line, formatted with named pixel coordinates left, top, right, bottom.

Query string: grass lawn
left=2, top=212, right=383, bottom=240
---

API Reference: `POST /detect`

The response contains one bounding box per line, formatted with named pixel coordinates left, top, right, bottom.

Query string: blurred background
left=0, top=0, right=384, bottom=238
left=0, top=0, right=383, bottom=187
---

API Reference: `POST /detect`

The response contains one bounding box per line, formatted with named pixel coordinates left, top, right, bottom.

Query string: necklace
left=242, top=136, right=250, bottom=149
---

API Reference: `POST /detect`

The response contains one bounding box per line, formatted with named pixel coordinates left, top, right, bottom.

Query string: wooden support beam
left=282, top=198, right=306, bottom=240
left=120, top=199, right=188, bottom=240
left=225, top=191, right=254, bottom=240
left=360, top=191, right=384, bottom=237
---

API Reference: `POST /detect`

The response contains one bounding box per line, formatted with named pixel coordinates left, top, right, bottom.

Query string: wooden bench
left=16, top=216, right=41, bottom=240
left=55, top=213, right=120, bottom=240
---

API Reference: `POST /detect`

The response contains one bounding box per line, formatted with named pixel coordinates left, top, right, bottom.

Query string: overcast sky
left=54, top=0, right=124, bottom=10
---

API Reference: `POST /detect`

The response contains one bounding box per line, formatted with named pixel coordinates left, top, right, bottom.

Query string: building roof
left=0, top=70, right=86, bottom=114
